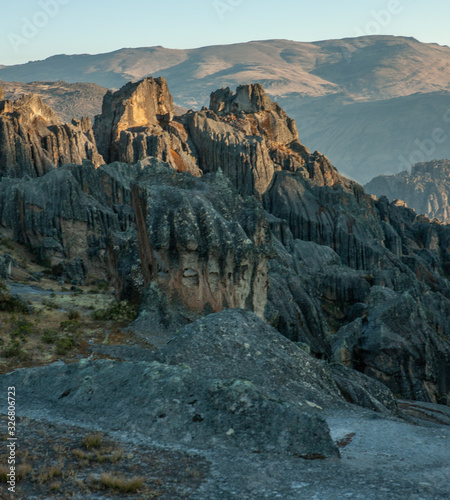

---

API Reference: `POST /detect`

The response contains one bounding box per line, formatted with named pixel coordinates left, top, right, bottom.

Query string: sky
left=1, top=0, right=449, bottom=66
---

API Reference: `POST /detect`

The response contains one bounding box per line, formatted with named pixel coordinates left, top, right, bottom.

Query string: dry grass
left=83, top=432, right=103, bottom=450
left=49, top=480, right=62, bottom=491
left=0, top=464, right=32, bottom=482
left=97, top=473, right=146, bottom=493
left=37, top=465, right=61, bottom=484
left=73, top=445, right=123, bottom=465
left=0, top=465, right=9, bottom=482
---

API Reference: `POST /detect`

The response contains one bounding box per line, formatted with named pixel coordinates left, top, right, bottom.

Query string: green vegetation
left=42, top=329, right=58, bottom=344
left=0, top=291, right=30, bottom=314
left=91, top=300, right=138, bottom=322
left=55, top=334, right=78, bottom=355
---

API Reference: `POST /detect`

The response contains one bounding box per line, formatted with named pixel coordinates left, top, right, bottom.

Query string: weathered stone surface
left=155, top=309, right=342, bottom=408
left=1, top=310, right=345, bottom=458
left=0, top=162, right=135, bottom=277
left=0, top=94, right=103, bottom=178
left=94, top=77, right=201, bottom=176
left=365, top=160, right=450, bottom=223
left=128, top=164, right=272, bottom=337
left=332, top=287, right=450, bottom=404
left=330, top=364, right=400, bottom=415
left=264, top=170, right=388, bottom=270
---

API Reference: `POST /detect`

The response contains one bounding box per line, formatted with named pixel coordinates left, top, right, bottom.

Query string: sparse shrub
left=49, top=481, right=61, bottom=491
left=82, top=432, right=103, bottom=450
left=0, top=291, right=30, bottom=314
left=72, top=449, right=87, bottom=460
left=68, top=310, right=80, bottom=321
left=91, top=300, right=138, bottom=322
left=0, top=237, right=14, bottom=250
left=0, top=280, right=7, bottom=290
left=10, top=317, right=33, bottom=341
left=2, top=339, right=25, bottom=359
left=0, top=463, right=31, bottom=482
left=55, top=334, right=77, bottom=355
left=60, top=319, right=80, bottom=333
left=42, top=299, right=58, bottom=310
left=42, top=330, right=58, bottom=344
left=37, top=465, right=61, bottom=484
left=1, top=317, right=34, bottom=359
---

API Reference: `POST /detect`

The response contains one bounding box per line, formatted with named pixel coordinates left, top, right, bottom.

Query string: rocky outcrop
left=94, top=77, right=201, bottom=176
left=332, top=287, right=450, bottom=404
left=0, top=162, right=135, bottom=279
left=365, top=160, right=450, bottom=223
left=127, top=163, right=272, bottom=336
left=186, top=85, right=327, bottom=197
left=0, top=94, right=103, bottom=178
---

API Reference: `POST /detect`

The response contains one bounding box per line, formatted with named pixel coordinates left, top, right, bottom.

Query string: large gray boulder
left=1, top=310, right=344, bottom=458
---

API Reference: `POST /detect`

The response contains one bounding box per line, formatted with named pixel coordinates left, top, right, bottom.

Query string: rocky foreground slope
left=365, top=159, right=450, bottom=223
left=0, top=77, right=450, bottom=497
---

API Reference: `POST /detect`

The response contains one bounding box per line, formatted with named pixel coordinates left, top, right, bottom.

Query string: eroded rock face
left=0, top=94, right=103, bottom=178
left=187, top=85, right=313, bottom=197
left=0, top=162, right=135, bottom=278
left=365, top=160, right=450, bottom=223
left=94, top=77, right=201, bottom=176
left=332, top=288, right=450, bottom=404
left=128, top=164, right=271, bottom=331
left=1, top=77, right=450, bottom=409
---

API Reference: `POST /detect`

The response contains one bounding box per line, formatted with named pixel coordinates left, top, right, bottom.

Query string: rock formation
left=0, top=162, right=135, bottom=279
left=94, top=77, right=201, bottom=176
left=0, top=93, right=103, bottom=178
left=113, top=162, right=272, bottom=336
left=365, top=160, right=450, bottom=223
left=0, top=77, right=449, bottom=407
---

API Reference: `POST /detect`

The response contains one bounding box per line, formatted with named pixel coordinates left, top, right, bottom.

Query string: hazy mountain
left=2, top=36, right=450, bottom=182
left=365, top=160, right=450, bottom=223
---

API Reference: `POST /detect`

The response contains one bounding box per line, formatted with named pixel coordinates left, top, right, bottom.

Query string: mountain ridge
left=2, top=35, right=450, bottom=182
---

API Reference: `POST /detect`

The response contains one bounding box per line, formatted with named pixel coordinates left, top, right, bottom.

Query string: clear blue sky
left=1, top=0, right=449, bottom=65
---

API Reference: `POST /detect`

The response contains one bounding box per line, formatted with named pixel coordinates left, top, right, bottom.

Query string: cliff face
left=0, top=93, right=103, bottom=178
left=94, top=77, right=201, bottom=176
left=130, top=165, right=271, bottom=325
left=0, top=77, right=449, bottom=406
left=186, top=84, right=340, bottom=197
left=365, top=160, right=450, bottom=223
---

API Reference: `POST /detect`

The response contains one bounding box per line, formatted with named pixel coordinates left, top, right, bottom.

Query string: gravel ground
left=3, top=403, right=449, bottom=499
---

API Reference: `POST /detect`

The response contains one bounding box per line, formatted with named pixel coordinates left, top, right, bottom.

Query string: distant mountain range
left=2, top=36, right=450, bottom=183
